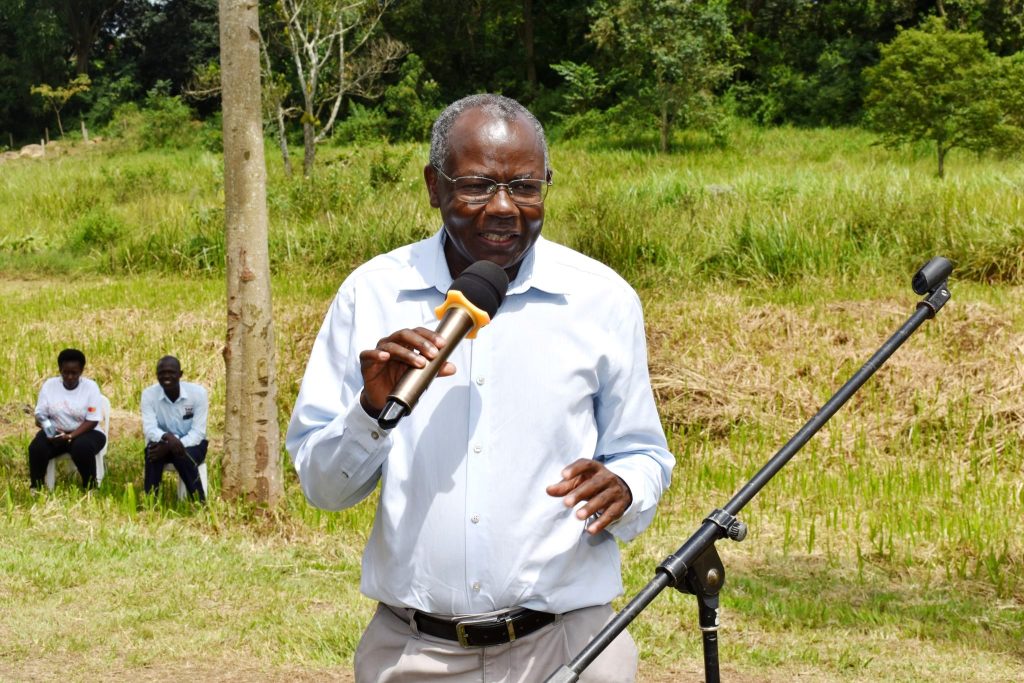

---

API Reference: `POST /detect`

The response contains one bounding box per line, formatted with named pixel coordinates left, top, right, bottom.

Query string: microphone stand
left=545, top=257, right=953, bottom=683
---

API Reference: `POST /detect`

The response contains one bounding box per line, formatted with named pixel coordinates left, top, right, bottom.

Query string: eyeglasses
left=433, top=166, right=551, bottom=206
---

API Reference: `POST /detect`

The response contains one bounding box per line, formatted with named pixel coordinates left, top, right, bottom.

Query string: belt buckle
left=455, top=614, right=516, bottom=648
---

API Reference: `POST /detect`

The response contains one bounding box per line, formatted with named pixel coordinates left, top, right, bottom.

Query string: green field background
left=0, top=131, right=1021, bottom=681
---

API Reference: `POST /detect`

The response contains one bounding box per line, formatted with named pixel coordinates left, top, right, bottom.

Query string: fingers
left=373, top=327, right=447, bottom=369
left=546, top=459, right=633, bottom=535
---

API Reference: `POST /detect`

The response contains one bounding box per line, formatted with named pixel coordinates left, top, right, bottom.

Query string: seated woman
left=28, top=348, right=107, bottom=489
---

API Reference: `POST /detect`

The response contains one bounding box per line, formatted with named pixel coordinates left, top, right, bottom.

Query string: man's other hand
left=546, top=459, right=633, bottom=535
left=161, top=433, right=186, bottom=458
left=146, top=441, right=169, bottom=462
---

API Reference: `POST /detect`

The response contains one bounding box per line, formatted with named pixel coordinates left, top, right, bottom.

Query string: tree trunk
left=660, top=99, right=670, bottom=153
left=75, top=49, right=90, bottom=76
left=522, top=0, right=536, bottom=94
left=219, top=0, right=283, bottom=506
left=302, top=120, right=316, bottom=177
left=937, top=142, right=946, bottom=179
left=81, top=118, right=89, bottom=143
left=276, top=105, right=293, bottom=178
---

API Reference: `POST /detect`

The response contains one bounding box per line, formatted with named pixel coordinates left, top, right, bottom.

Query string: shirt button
left=470, top=514, right=480, bottom=524
left=370, top=431, right=380, bottom=440
left=471, top=581, right=481, bottom=592
left=475, top=376, right=485, bottom=385
left=472, top=444, right=482, bottom=454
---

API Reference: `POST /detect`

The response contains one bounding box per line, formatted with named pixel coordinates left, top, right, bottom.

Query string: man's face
left=426, top=108, right=548, bottom=279
left=156, top=359, right=182, bottom=395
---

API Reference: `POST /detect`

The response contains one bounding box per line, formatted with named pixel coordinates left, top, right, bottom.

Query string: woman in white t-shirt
left=28, top=348, right=107, bottom=489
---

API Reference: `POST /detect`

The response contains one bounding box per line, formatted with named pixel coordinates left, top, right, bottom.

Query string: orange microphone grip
left=434, top=289, right=491, bottom=339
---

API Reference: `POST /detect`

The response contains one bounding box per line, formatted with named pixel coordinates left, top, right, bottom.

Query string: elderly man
left=287, top=94, right=674, bottom=682
left=141, top=355, right=208, bottom=502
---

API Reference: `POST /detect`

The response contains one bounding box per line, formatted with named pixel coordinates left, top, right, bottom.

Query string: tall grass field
left=0, top=127, right=1021, bottom=681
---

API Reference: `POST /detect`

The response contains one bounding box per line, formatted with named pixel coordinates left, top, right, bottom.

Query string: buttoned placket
left=464, top=329, right=491, bottom=610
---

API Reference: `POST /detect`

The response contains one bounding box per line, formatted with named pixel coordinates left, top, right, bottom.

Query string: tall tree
left=219, top=0, right=283, bottom=505
left=0, top=0, right=68, bottom=142
left=383, top=0, right=594, bottom=111
left=591, top=0, right=742, bottom=151
left=864, top=17, right=1021, bottom=177
left=271, top=0, right=404, bottom=176
left=110, top=0, right=220, bottom=98
left=49, top=0, right=122, bottom=75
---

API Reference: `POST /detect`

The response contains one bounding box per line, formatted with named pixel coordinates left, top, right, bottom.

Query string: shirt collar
left=394, top=229, right=572, bottom=297
left=160, top=383, right=191, bottom=404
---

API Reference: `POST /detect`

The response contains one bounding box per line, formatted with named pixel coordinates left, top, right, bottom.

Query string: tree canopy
left=864, top=17, right=1024, bottom=176
left=1, top=0, right=1023, bottom=154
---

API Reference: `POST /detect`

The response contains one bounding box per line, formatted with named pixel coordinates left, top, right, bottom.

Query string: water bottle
left=40, top=417, right=57, bottom=438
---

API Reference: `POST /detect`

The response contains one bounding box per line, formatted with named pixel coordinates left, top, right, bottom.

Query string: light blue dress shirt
left=287, top=231, right=674, bottom=616
left=141, top=382, right=208, bottom=448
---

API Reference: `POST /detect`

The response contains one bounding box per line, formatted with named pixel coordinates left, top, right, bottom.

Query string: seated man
left=141, top=355, right=208, bottom=502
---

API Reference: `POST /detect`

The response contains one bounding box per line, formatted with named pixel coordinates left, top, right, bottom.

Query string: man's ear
left=425, top=165, right=441, bottom=208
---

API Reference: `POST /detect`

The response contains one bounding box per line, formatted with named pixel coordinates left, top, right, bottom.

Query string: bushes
left=107, top=84, right=218, bottom=151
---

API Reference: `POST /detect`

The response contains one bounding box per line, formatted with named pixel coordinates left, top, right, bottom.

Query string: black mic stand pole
left=545, top=257, right=953, bottom=683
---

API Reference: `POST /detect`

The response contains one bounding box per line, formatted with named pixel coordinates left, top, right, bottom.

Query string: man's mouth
left=480, top=232, right=517, bottom=244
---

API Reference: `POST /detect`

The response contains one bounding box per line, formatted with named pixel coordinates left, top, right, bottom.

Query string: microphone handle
left=378, top=307, right=476, bottom=428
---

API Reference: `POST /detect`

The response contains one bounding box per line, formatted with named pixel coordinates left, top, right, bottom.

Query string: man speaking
left=287, top=94, right=674, bottom=682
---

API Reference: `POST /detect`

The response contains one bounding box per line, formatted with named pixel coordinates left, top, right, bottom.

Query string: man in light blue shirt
left=141, top=355, right=208, bottom=502
left=287, top=94, right=674, bottom=682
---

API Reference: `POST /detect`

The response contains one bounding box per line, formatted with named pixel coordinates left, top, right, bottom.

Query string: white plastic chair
left=163, top=460, right=209, bottom=500
left=44, top=394, right=110, bottom=490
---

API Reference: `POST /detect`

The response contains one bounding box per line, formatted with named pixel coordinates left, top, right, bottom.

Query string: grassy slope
left=0, top=130, right=1021, bottom=681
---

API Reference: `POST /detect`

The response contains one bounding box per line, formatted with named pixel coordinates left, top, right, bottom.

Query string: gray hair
left=429, top=93, right=549, bottom=173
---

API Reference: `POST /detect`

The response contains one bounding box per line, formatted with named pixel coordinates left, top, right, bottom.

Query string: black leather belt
left=413, top=607, right=557, bottom=648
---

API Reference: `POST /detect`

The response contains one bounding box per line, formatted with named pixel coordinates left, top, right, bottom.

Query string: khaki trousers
left=355, top=603, right=638, bottom=683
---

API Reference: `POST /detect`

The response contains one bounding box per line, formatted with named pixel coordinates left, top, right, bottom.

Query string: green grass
left=2, top=125, right=1022, bottom=285
left=0, top=128, right=1022, bottom=681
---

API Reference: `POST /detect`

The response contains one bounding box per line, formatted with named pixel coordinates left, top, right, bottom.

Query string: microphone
left=377, top=260, right=509, bottom=429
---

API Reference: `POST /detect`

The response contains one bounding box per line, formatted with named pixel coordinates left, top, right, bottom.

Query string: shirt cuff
left=601, top=461, right=654, bottom=542
left=347, top=397, right=392, bottom=450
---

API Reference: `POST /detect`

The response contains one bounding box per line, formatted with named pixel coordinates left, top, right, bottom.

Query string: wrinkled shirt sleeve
left=593, top=292, right=674, bottom=542
left=141, top=388, right=163, bottom=444
left=286, top=284, right=394, bottom=510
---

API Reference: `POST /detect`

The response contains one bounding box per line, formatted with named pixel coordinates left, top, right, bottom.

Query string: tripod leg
left=698, top=593, right=720, bottom=683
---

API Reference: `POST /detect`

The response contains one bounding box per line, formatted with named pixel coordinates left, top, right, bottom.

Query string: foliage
left=5, top=0, right=1024, bottom=144
left=0, top=0, right=68, bottom=140
left=265, top=0, right=405, bottom=175
left=44, top=0, right=121, bottom=75
left=106, top=0, right=221, bottom=106
left=30, top=73, right=91, bottom=137
left=381, top=53, right=441, bottom=142
left=864, top=18, right=1024, bottom=177
left=107, top=83, right=205, bottom=150
left=333, top=102, right=389, bottom=144
left=589, top=0, right=742, bottom=151
left=382, top=0, right=595, bottom=111
left=551, top=61, right=610, bottom=115
left=368, top=146, right=412, bottom=185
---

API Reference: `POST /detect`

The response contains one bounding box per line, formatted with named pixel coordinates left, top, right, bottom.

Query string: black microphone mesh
left=449, top=260, right=510, bottom=317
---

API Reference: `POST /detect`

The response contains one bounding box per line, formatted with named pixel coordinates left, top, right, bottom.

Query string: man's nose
left=484, top=185, right=517, bottom=214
